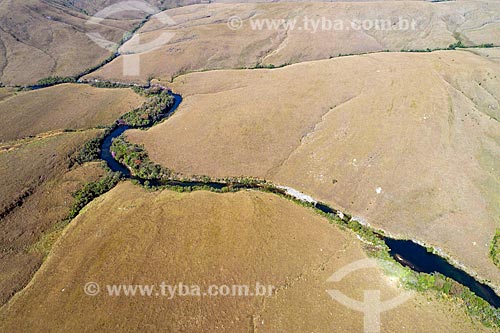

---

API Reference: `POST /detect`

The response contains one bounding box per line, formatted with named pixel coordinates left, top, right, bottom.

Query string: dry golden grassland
left=87, top=1, right=500, bottom=83
left=127, top=50, right=500, bottom=287
left=0, top=182, right=493, bottom=332
left=0, top=130, right=101, bottom=214
left=0, top=84, right=144, bottom=305
left=0, top=130, right=106, bottom=305
left=0, top=84, right=144, bottom=142
left=52, top=0, right=203, bottom=15
left=0, top=0, right=142, bottom=85
left=1, top=1, right=499, bottom=330
left=0, top=160, right=105, bottom=306
left=0, top=88, right=15, bottom=102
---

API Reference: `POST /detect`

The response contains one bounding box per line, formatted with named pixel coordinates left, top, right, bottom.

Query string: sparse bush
left=411, top=273, right=500, bottom=328
left=68, top=172, right=122, bottom=219
left=253, top=63, right=290, bottom=69
left=110, top=135, right=172, bottom=180
left=90, top=81, right=134, bottom=89
left=478, top=43, right=494, bottom=48
left=120, top=88, right=174, bottom=127
left=77, top=53, right=119, bottom=79
left=448, top=40, right=465, bottom=50
left=490, top=229, right=500, bottom=267
left=35, top=76, right=76, bottom=88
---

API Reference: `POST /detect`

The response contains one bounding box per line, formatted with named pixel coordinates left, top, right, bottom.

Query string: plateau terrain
left=127, top=49, right=500, bottom=287
left=0, top=183, right=493, bottom=332
left=1, top=0, right=499, bottom=331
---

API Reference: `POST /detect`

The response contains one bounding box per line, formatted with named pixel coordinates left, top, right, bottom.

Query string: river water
left=100, top=91, right=499, bottom=308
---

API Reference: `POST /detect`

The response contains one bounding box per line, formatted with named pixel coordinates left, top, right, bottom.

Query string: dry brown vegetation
left=0, top=0, right=142, bottom=85
left=0, top=87, right=15, bottom=101
left=0, top=83, right=144, bottom=142
left=1, top=1, right=499, bottom=330
left=0, top=0, right=221, bottom=86
left=0, top=161, right=105, bottom=306
left=0, top=130, right=106, bottom=305
left=87, top=1, right=500, bottom=83
left=127, top=49, right=500, bottom=287
left=0, top=83, right=144, bottom=306
left=0, top=182, right=493, bottom=332
left=0, top=130, right=102, bottom=214
left=52, top=0, right=202, bottom=15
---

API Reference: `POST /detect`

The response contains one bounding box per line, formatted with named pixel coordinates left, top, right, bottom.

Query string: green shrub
left=120, top=88, right=174, bottom=127
left=110, top=135, right=172, bottom=180
left=478, top=43, right=494, bottom=48
left=490, top=229, right=500, bottom=267
left=90, top=81, right=134, bottom=89
left=68, top=172, right=122, bottom=219
left=74, top=137, right=102, bottom=164
left=253, top=63, right=289, bottom=69
left=73, top=126, right=117, bottom=165
left=448, top=40, right=465, bottom=50
left=35, top=76, right=76, bottom=87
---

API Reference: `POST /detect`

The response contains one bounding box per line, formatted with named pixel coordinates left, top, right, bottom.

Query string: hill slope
left=0, top=0, right=141, bottom=85
left=86, top=1, right=500, bottom=83
left=0, top=84, right=144, bottom=142
left=0, top=183, right=493, bottom=332
left=127, top=50, right=500, bottom=286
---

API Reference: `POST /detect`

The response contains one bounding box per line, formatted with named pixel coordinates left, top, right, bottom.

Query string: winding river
left=100, top=91, right=500, bottom=308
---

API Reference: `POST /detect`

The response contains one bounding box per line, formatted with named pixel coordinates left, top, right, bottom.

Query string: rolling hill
left=86, top=1, right=500, bottom=83
left=0, top=182, right=492, bottom=332
left=126, top=49, right=500, bottom=287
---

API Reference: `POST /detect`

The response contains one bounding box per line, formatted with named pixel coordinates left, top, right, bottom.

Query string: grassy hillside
left=86, top=1, right=500, bottom=83
left=127, top=50, right=500, bottom=287
left=0, top=131, right=106, bottom=304
left=0, top=84, right=144, bottom=142
left=0, top=1, right=498, bottom=330
left=0, top=83, right=145, bottom=306
left=0, top=0, right=142, bottom=85
left=0, top=183, right=493, bottom=332
left=51, top=0, right=203, bottom=14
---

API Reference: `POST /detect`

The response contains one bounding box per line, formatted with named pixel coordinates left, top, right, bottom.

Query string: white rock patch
left=277, top=186, right=317, bottom=205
